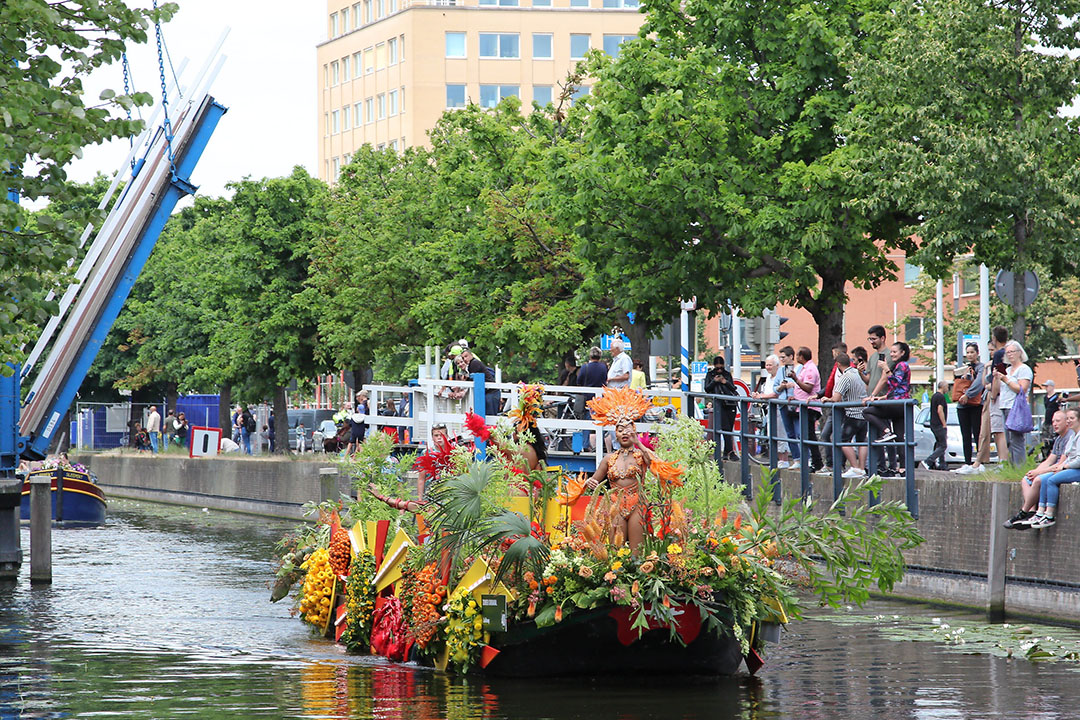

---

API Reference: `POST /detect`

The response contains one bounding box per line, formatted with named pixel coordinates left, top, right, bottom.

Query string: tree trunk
left=620, top=310, right=651, bottom=373
left=165, top=381, right=178, bottom=417
left=218, top=383, right=232, bottom=438
left=811, top=274, right=847, bottom=374
left=273, top=385, right=289, bottom=455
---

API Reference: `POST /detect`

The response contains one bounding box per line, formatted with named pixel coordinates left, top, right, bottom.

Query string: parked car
left=285, top=410, right=335, bottom=452
left=912, top=404, right=1038, bottom=466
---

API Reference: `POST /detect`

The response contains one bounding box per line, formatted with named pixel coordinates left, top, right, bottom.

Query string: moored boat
left=20, top=466, right=107, bottom=525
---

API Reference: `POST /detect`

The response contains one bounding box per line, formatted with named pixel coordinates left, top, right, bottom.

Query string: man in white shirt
left=606, top=339, right=632, bottom=388
left=146, top=405, right=161, bottom=454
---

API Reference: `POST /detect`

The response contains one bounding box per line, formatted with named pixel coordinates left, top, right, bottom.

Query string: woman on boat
left=583, top=387, right=683, bottom=552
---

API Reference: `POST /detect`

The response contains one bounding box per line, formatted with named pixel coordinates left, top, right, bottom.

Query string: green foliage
left=1, top=0, right=176, bottom=369
left=341, top=431, right=416, bottom=523
left=654, top=414, right=746, bottom=519
left=751, top=473, right=924, bottom=609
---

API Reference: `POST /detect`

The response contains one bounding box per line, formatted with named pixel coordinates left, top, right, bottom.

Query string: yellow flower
left=611, top=561, right=623, bottom=571
left=666, top=543, right=683, bottom=555
left=617, top=547, right=631, bottom=558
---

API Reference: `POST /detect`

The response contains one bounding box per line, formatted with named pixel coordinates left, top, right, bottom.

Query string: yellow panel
left=373, top=528, right=413, bottom=593
left=349, top=521, right=366, bottom=554
left=365, top=521, right=379, bottom=555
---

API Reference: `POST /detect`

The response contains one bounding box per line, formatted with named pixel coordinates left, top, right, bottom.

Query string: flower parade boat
left=20, top=460, right=107, bottom=526
left=273, top=387, right=922, bottom=678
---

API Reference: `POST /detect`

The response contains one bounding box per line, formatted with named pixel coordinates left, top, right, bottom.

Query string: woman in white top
left=752, top=354, right=792, bottom=467
left=994, top=340, right=1033, bottom=466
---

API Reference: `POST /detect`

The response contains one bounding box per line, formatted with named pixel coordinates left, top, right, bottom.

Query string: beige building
left=316, top=0, right=645, bottom=182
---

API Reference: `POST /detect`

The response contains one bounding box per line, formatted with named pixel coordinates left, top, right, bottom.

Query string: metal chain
left=153, top=0, right=178, bottom=179
left=122, top=52, right=135, bottom=169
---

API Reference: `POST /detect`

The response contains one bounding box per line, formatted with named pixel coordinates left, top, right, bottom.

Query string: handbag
left=1005, top=392, right=1034, bottom=433
left=951, top=376, right=971, bottom=402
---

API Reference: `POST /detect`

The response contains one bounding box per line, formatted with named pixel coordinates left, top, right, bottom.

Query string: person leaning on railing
left=862, top=341, right=912, bottom=476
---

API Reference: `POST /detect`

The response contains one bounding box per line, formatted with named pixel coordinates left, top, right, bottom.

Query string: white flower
left=932, top=617, right=941, bottom=624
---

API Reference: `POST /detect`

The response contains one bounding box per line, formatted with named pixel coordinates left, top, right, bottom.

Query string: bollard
left=30, top=472, right=52, bottom=584
left=986, top=482, right=1010, bottom=622
left=0, top=473, right=22, bottom=579
left=319, top=467, right=339, bottom=504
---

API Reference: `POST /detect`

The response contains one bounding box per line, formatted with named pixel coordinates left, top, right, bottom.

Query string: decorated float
left=273, top=386, right=921, bottom=677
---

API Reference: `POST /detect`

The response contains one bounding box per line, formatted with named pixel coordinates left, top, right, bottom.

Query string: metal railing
left=692, top=392, right=919, bottom=518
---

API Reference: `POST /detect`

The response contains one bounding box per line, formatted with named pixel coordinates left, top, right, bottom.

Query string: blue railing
left=693, top=393, right=919, bottom=519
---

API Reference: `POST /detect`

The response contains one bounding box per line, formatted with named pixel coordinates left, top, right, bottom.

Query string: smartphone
left=877, top=352, right=886, bottom=364
left=994, top=362, right=1007, bottom=375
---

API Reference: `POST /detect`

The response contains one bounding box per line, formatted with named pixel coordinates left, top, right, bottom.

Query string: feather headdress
left=586, top=386, right=653, bottom=427
left=508, top=383, right=545, bottom=433
left=464, top=410, right=492, bottom=443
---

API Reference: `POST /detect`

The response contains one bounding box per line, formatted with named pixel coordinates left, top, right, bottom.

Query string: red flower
left=532, top=479, right=543, bottom=490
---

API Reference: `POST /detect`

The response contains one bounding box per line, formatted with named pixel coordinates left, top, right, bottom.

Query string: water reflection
left=2, top=500, right=1079, bottom=719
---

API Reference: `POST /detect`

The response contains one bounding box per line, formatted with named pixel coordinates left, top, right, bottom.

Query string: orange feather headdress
left=586, top=386, right=653, bottom=428
left=508, top=383, right=545, bottom=433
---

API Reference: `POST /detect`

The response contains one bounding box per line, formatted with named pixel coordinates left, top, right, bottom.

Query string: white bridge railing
left=362, top=374, right=692, bottom=467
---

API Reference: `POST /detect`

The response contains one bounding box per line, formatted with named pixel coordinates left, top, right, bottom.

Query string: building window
left=343, top=152, right=352, bottom=166
left=389, top=89, right=399, bottom=116
left=353, top=3, right=362, bottom=28
left=364, top=0, right=373, bottom=23
left=341, top=56, right=350, bottom=82
left=365, top=97, right=375, bottom=123
left=332, top=156, right=340, bottom=180
left=377, top=93, right=387, bottom=119
left=603, top=0, right=639, bottom=6
left=324, top=112, right=330, bottom=135
left=603, top=34, right=635, bottom=57
left=342, top=106, right=351, bottom=131
left=533, top=33, right=552, bottom=59
left=331, top=110, right=340, bottom=134
left=400, top=34, right=405, bottom=62
left=480, top=0, right=519, bottom=5
left=331, top=60, right=340, bottom=86
left=960, top=264, right=980, bottom=295
left=570, top=34, right=590, bottom=59
left=533, top=85, right=553, bottom=107
left=364, top=47, right=374, bottom=74
left=400, top=86, right=405, bottom=113
left=480, top=84, right=519, bottom=108
left=446, top=31, right=466, bottom=57
left=570, top=85, right=590, bottom=104
left=905, top=317, right=933, bottom=348
left=390, top=0, right=398, bottom=12
left=325, top=159, right=330, bottom=179
left=378, top=0, right=385, bottom=17
left=323, top=64, right=329, bottom=88
left=479, top=32, right=520, bottom=58
left=353, top=52, right=362, bottom=77
left=570, top=0, right=588, bottom=6
left=389, top=139, right=398, bottom=152
left=376, top=42, right=386, bottom=70
left=377, top=143, right=385, bottom=151
left=388, top=37, right=398, bottom=64
left=904, top=259, right=922, bottom=286
left=533, top=0, right=551, bottom=5
left=446, top=84, right=466, bottom=108
left=329, top=12, right=339, bottom=37
left=340, top=7, right=350, bottom=32
left=354, top=102, right=362, bottom=127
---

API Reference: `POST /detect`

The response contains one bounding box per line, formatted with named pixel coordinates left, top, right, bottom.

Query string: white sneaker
left=789, top=461, right=801, bottom=470
left=956, top=464, right=982, bottom=475
left=920, top=461, right=932, bottom=471
left=952, top=464, right=971, bottom=474
left=842, top=467, right=867, bottom=479
left=777, top=461, right=791, bottom=469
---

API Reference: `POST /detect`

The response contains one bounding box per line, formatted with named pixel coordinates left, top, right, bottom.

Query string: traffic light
left=742, top=316, right=762, bottom=345
left=764, top=314, right=789, bottom=345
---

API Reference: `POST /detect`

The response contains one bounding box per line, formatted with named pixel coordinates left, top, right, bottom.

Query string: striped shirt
left=833, top=367, right=867, bottom=419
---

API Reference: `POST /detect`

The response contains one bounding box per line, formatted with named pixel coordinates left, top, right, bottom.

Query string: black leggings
left=863, top=403, right=905, bottom=468
left=956, top=403, right=981, bottom=466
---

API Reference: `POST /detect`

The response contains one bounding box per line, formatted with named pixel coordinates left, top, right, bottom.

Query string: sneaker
left=878, top=431, right=897, bottom=443
left=1004, top=510, right=1036, bottom=530
left=1030, top=515, right=1056, bottom=529
left=955, top=464, right=981, bottom=475
left=789, top=461, right=801, bottom=470
left=879, top=468, right=898, bottom=478
left=920, top=461, right=932, bottom=471
left=777, top=461, right=790, bottom=469
left=842, top=467, right=867, bottom=479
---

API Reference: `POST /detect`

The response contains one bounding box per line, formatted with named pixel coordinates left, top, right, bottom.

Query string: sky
left=70, top=0, right=325, bottom=199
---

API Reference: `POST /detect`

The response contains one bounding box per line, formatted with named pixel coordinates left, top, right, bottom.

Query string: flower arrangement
left=340, top=550, right=377, bottom=652
left=407, top=562, right=446, bottom=652
left=298, top=548, right=336, bottom=630
left=443, top=588, right=486, bottom=670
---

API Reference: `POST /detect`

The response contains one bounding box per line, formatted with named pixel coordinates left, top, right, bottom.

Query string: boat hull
left=20, top=469, right=107, bottom=525
left=477, top=605, right=743, bottom=678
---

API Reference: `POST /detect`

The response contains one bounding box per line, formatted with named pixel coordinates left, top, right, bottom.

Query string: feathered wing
left=587, top=386, right=652, bottom=427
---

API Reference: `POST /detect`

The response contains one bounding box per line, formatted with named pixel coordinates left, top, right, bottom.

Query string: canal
left=3, top=500, right=1079, bottom=719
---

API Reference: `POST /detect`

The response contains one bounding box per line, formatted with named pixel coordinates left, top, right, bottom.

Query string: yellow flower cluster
left=444, top=588, right=486, bottom=669
left=299, top=548, right=335, bottom=629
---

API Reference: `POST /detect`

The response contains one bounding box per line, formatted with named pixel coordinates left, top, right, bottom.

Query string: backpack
left=244, top=414, right=256, bottom=433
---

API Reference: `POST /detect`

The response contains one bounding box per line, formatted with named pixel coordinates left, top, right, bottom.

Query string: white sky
left=70, top=0, right=325, bottom=199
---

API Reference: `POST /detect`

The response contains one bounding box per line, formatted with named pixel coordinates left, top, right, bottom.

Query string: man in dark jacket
left=704, top=355, right=738, bottom=459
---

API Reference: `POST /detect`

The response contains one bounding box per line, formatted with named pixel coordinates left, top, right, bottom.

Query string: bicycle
left=544, top=397, right=585, bottom=454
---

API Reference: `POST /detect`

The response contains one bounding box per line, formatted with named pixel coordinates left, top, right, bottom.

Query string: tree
left=0, top=0, right=174, bottom=370
left=847, top=0, right=1080, bottom=341
left=559, top=0, right=905, bottom=366
left=198, top=168, right=329, bottom=452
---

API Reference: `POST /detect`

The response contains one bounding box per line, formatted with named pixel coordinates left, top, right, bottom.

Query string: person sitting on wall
left=1004, top=409, right=1073, bottom=529
left=1022, top=407, right=1080, bottom=529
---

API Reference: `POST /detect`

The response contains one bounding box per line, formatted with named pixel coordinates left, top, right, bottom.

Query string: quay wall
left=78, top=453, right=1080, bottom=622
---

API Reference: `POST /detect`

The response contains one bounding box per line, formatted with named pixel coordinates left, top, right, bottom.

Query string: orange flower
left=631, top=580, right=640, bottom=596
left=720, top=507, right=728, bottom=525
left=715, top=563, right=727, bottom=577
left=639, top=561, right=655, bottom=574
left=604, top=571, right=617, bottom=583
left=662, top=595, right=671, bottom=608
left=546, top=586, right=554, bottom=595
left=527, top=600, right=537, bottom=617
left=734, top=513, right=742, bottom=530
left=554, top=606, right=563, bottom=623
left=528, top=580, right=539, bottom=591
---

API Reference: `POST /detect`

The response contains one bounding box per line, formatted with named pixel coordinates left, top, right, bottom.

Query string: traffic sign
left=994, top=270, right=1038, bottom=309
left=600, top=333, right=632, bottom=351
